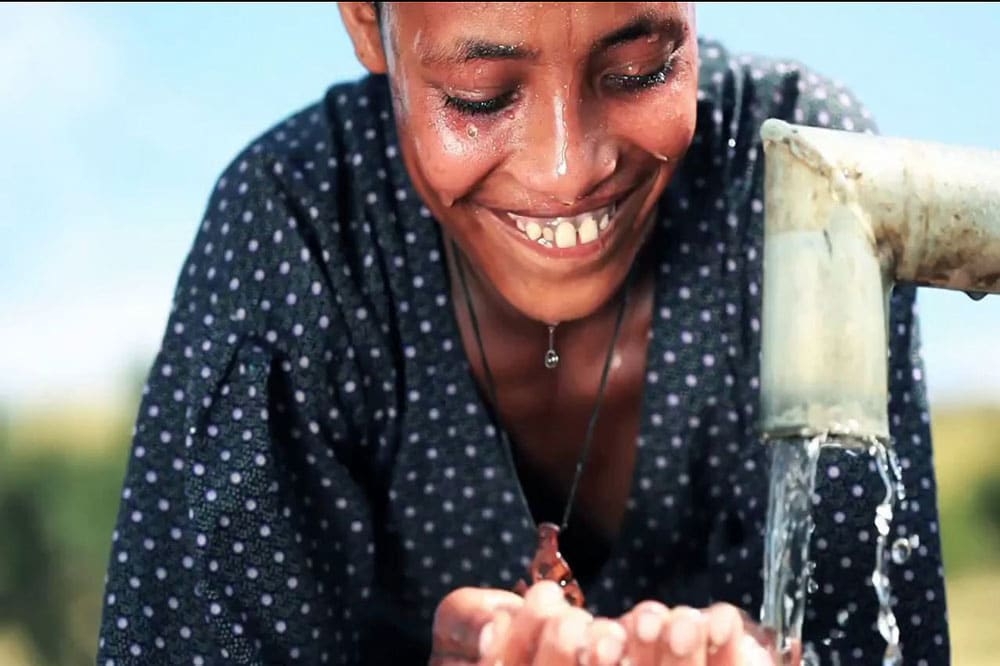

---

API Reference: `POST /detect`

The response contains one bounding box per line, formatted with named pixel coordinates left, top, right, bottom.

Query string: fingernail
left=557, top=613, right=586, bottom=646
left=708, top=610, right=735, bottom=647
left=751, top=644, right=774, bottom=666
left=596, top=635, right=624, bottom=666
left=741, top=635, right=772, bottom=666
left=667, top=614, right=699, bottom=657
left=478, top=621, right=494, bottom=655
left=636, top=611, right=661, bottom=643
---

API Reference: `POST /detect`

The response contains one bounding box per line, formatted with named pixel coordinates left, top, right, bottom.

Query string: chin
left=497, top=254, right=641, bottom=324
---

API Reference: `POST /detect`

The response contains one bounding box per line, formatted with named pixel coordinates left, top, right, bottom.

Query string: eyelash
left=441, top=57, right=677, bottom=118
left=604, top=58, right=675, bottom=93
left=443, top=89, right=518, bottom=116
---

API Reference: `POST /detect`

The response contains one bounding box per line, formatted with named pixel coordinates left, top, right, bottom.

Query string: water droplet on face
left=466, top=124, right=478, bottom=139
left=807, top=578, right=818, bottom=593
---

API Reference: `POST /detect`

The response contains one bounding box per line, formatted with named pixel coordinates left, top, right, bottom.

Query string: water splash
left=761, top=435, right=910, bottom=665
left=760, top=434, right=825, bottom=664
left=869, top=439, right=905, bottom=666
left=802, top=642, right=821, bottom=666
left=891, top=535, right=918, bottom=565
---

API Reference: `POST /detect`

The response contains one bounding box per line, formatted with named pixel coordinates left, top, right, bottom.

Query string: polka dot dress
left=97, top=38, right=950, bottom=665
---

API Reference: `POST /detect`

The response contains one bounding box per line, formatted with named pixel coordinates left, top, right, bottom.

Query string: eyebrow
left=592, top=14, right=685, bottom=55
left=418, top=40, right=538, bottom=66
left=418, top=12, right=684, bottom=67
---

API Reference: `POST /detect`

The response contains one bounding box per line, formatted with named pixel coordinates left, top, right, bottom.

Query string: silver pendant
left=545, top=325, right=560, bottom=369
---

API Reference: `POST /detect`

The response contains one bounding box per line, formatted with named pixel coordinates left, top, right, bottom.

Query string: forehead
left=386, top=2, right=693, bottom=62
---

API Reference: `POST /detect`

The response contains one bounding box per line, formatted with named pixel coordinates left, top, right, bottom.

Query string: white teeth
left=555, top=221, right=577, bottom=248
left=509, top=203, right=616, bottom=248
left=577, top=216, right=598, bottom=244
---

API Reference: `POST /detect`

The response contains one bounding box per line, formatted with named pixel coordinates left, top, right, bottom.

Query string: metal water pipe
left=759, top=119, right=1000, bottom=445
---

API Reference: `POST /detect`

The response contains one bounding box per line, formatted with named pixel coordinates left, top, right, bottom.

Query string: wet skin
left=338, top=2, right=786, bottom=663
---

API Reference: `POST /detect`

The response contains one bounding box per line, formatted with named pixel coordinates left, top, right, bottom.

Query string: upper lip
left=493, top=190, right=631, bottom=219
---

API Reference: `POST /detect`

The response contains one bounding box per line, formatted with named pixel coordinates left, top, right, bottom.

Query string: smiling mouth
left=506, top=203, right=617, bottom=249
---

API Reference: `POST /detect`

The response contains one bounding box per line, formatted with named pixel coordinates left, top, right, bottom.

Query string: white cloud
left=0, top=3, right=117, bottom=117
left=0, top=279, right=170, bottom=407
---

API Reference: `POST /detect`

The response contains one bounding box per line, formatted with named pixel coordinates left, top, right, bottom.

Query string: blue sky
left=2, top=2, right=999, bottom=408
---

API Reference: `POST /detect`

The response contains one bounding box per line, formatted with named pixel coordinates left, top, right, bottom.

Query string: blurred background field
left=2, top=397, right=998, bottom=664
left=2, top=3, right=999, bottom=665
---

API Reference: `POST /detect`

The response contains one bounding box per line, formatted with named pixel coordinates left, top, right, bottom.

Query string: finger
left=619, top=601, right=670, bottom=666
left=531, top=606, right=593, bottom=665
left=494, top=580, right=572, bottom=665
left=703, top=604, right=743, bottom=666
left=661, top=606, right=706, bottom=666
left=581, top=617, right=628, bottom=666
left=738, top=634, right=779, bottom=666
left=738, top=613, right=801, bottom=665
left=431, top=587, right=525, bottom=661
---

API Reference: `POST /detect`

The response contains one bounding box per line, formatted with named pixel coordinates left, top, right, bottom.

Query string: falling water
left=760, top=434, right=825, bottom=664
left=761, top=434, right=909, bottom=665
left=870, top=438, right=906, bottom=666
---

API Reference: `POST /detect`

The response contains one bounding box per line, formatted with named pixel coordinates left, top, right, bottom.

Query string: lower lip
left=490, top=194, right=638, bottom=261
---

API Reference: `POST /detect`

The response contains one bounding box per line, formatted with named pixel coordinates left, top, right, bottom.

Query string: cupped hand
left=429, top=585, right=524, bottom=665
left=430, top=581, right=624, bottom=665
left=617, top=600, right=779, bottom=665
left=430, top=584, right=787, bottom=666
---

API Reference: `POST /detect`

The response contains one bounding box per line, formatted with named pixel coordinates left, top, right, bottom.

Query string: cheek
left=395, top=93, right=506, bottom=205
left=618, top=79, right=699, bottom=161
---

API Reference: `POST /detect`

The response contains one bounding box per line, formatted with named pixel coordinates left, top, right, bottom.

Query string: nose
left=511, top=92, right=617, bottom=206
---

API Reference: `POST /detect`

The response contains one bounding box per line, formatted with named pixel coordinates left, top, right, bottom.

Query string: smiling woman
left=95, top=3, right=950, bottom=665
left=359, top=3, right=696, bottom=326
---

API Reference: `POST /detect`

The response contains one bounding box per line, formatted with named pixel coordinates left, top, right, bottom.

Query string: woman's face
left=344, top=2, right=699, bottom=324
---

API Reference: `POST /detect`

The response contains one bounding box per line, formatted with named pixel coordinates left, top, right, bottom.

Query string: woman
left=96, top=3, right=950, bottom=664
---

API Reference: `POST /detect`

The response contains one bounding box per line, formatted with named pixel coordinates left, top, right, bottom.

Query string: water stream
left=760, top=434, right=907, bottom=665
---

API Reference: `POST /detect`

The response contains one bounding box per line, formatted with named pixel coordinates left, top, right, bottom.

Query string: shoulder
left=204, top=73, right=397, bottom=218
left=694, top=35, right=880, bottom=138
left=165, top=74, right=409, bottom=365
left=666, top=37, right=881, bottom=230
left=180, top=72, right=408, bottom=307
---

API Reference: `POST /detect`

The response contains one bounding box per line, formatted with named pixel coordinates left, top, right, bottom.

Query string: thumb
left=432, top=587, right=525, bottom=661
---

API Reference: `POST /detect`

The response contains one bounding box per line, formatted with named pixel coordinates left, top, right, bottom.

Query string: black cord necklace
left=451, top=240, right=635, bottom=607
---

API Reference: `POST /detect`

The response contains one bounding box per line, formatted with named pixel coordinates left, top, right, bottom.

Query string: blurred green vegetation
left=0, top=384, right=998, bottom=664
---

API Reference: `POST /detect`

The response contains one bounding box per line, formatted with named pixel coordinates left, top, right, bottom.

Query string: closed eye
left=443, top=89, right=518, bottom=117
left=603, top=55, right=678, bottom=94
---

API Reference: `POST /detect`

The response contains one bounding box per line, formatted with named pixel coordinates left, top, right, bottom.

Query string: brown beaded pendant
left=513, top=522, right=585, bottom=608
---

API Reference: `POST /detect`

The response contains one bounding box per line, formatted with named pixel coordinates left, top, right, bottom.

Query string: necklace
left=451, top=241, right=635, bottom=607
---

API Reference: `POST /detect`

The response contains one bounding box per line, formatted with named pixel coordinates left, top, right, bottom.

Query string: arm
left=96, top=148, right=377, bottom=664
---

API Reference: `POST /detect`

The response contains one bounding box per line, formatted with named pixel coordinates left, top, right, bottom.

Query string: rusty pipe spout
left=759, top=119, right=1000, bottom=444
